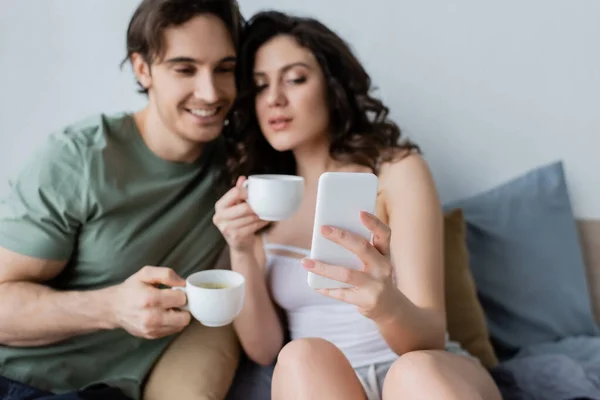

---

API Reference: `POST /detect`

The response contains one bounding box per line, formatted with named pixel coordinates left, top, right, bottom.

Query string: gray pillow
left=445, top=161, right=598, bottom=360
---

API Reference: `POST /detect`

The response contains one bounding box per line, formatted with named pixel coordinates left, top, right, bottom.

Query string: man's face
left=137, top=14, right=237, bottom=144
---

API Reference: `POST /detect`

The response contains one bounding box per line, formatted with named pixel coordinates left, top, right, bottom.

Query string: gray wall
left=1, top=0, right=599, bottom=216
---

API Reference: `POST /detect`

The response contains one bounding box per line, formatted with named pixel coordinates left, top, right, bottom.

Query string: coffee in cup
left=197, top=282, right=231, bottom=289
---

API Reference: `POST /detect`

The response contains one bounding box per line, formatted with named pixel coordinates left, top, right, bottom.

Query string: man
left=0, top=1, right=250, bottom=398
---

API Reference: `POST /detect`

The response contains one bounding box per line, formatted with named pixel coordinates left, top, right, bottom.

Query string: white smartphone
left=307, top=172, right=379, bottom=289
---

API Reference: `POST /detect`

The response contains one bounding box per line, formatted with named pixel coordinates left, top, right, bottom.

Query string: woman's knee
left=386, top=350, right=445, bottom=385
left=273, top=338, right=365, bottom=400
left=276, top=337, right=344, bottom=369
left=383, top=350, right=491, bottom=400
left=273, top=338, right=350, bottom=390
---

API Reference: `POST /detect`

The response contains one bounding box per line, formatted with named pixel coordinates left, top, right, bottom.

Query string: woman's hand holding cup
left=213, top=176, right=270, bottom=253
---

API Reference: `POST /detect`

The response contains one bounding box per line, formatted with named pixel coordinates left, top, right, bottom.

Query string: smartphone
left=307, top=172, right=379, bottom=289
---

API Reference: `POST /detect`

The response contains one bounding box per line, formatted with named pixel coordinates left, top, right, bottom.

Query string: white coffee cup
left=172, top=269, right=245, bottom=327
left=242, top=174, right=304, bottom=221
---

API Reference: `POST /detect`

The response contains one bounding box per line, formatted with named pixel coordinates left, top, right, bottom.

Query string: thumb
left=138, top=266, right=186, bottom=287
left=236, top=176, right=246, bottom=188
left=237, top=176, right=248, bottom=201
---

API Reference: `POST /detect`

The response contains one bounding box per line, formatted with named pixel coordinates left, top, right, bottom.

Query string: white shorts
left=354, top=360, right=395, bottom=400
left=354, top=340, right=477, bottom=400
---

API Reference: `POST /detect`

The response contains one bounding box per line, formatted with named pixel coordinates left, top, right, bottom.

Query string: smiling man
left=0, top=1, right=247, bottom=399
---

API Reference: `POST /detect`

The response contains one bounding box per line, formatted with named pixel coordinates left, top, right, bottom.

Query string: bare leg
left=272, top=338, right=366, bottom=400
left=382, top=350, right=502, bottom=400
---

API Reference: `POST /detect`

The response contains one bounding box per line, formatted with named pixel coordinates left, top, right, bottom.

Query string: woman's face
left=253, top=35, right=331, bottom=152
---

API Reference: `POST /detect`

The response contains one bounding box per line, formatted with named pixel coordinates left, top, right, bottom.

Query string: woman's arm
left=230, top=242, right=285, bottom=366
left=301, top=153, right=446, bottom=355
left=213, top=179, right=286, bottom=366
left=375, top=153, right=446, bottom=353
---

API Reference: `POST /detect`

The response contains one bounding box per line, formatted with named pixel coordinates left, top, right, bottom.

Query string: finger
left=221, top=214, right=261, bottom=233
left=320, top=225, right=387, bottom=268
left=223, top=215, right=268, bottom=234
left=301, top=258, right=370, bottom=287
left=360, top=211, right=392, bottom=256
left=236, top=176, right=249, bottom=200
left=138, top=266, right=186, bottom=287
left=215, top=202, right=256, bottom=225
left=235, top=219, right=270, bottom=237
left=215, top=186, right=245, bottom=210
left=161, top=309, right=192, bottom=328
left=317, top=282, right=381, bottom=311
left=316, top=287, right=361, bottom=306
left=236, top=176, right=246, bottom=188
left=155, top=287, right=187, bottom=309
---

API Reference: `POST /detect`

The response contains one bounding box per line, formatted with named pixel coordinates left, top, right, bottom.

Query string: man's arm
left=0, top=246, right=192, bottom=347
left=0, top=247, right=116, bottom=347
left=0, top=131, right=191, bottom=347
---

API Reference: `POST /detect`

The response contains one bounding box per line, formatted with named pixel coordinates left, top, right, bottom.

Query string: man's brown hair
left=121, top=0, right=244, bottom=94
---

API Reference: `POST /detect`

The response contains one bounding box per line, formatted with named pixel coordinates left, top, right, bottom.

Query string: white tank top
left=263, top=238, right=398, bottom=368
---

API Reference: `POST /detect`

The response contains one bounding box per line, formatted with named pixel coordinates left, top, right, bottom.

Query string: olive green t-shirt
left=0, top=113, right=227, bottom=399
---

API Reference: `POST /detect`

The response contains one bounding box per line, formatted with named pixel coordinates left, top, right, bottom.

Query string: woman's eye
left=254, top=83, right=268, bottom=93
left=288, top=76, right=307, bottom=84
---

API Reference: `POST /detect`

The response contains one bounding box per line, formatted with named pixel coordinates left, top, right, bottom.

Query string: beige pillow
left=143, top=321, right=240, bottom=400
left=444, top=209, right=498, bottom=369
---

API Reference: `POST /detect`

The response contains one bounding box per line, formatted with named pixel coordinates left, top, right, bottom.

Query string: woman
left=214, top=11, right=502, bottom=400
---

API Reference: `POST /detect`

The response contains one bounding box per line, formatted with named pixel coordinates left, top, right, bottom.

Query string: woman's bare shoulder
left=378, top=151, right=435, bottom=191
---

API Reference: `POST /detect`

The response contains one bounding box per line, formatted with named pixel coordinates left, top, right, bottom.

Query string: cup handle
left=241, top=179, right=256, bottom=215
left=171, top=286, right=189, bottom=311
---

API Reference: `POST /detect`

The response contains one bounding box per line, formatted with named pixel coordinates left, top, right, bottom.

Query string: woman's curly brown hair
left=223, top=11, right=419, bottom=185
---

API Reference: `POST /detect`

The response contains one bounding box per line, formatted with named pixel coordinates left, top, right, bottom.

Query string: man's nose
left=193, top=71, right=219, bottom=104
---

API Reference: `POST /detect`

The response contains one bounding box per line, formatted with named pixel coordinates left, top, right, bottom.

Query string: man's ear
left=131, top=53, right=152, bottom=91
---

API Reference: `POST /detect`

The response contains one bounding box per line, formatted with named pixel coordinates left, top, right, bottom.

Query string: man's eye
left=175, top=68, right=194, bottom=75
